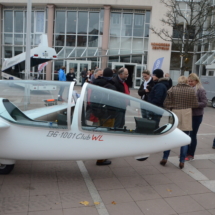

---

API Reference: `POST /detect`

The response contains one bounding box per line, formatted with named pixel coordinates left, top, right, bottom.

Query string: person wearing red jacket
left=112, top=67, right=130, bottom=128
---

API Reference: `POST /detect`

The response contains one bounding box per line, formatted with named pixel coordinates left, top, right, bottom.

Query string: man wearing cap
left=91, top=68, right=117, bottom=166
left=93, top=67, right=116, bottom=90
left=148, top=69, right=170, bottom=107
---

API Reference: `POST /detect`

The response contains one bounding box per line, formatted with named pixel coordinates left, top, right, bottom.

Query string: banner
left=38, top=62, right=48, bottom=72
left=152, top=57, right=164, bottom=72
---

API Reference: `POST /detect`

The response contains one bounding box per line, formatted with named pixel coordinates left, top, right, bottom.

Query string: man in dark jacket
left=66, top=68, right=76, bottom=82
left=92, top=68, right=116, bottom=166
left=148, top=69, right=169, bottom=107
left=80, top=68, right=87, bottom=87
left=112, top=67, right=130, bottom=128
left=113, top=67, right=130, bottom=95
left=93, top=68, right=116, bottom=91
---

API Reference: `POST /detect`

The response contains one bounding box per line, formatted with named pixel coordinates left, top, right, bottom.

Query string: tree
left=150, top=0, right=215, bottom=71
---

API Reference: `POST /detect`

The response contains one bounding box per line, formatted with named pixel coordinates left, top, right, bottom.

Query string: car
left=0, top=80, right=190, bottom=174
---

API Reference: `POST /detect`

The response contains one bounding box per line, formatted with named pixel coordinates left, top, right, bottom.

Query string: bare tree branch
left=150, top=0, right=215, bottom=59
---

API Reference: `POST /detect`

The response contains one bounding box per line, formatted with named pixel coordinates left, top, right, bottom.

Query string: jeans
left=58, top=86, right=65, bottom=98
left=187, top=115, right=203, bottom=157
left=114, top=110, right=126, bottom=128
left=163, top=131, right=189, bottom=163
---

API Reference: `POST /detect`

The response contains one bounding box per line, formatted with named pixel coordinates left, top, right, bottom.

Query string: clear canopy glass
left=81, top=84, right=175, bottom=135
left=0, top=80, right=75, bottom=129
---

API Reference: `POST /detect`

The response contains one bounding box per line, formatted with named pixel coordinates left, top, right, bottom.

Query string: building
left=0, top=0, right=213, bottom=87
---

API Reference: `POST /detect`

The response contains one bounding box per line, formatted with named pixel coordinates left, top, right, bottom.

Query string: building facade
left=0, top=0, right=212, bottom=87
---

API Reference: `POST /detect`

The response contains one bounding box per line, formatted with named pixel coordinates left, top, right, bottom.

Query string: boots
left=160, top=159, right=167, bottom=166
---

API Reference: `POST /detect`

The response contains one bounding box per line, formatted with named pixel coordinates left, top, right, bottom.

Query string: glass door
left=134, top=65, right=146, bottom=89
left=66, top=61, right=91, bottom=85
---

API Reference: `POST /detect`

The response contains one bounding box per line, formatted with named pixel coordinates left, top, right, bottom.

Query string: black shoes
left=96, top=159, right=111, bottom=166
left=160, top=159, right=167, bottom=166
left=179, top=162, right=184, bottom=169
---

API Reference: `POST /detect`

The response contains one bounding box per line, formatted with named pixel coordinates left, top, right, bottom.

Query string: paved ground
left=0, top=86, right=215, bottom=215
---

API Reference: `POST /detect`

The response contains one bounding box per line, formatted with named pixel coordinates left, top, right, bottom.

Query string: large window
left=54, top=9, right=103, bottom=50
left=108, top=10, right=150, bottom=73
left=2, top=9, right=46, bottom=79
left=109, top=10, right=151, bottom=63
left=2, top=9, right=46, bottom=58
left=109, top=10, right=150, bottom=52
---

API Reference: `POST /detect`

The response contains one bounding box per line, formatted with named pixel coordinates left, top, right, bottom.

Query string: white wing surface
left=24, top=103, right=71, bottom=120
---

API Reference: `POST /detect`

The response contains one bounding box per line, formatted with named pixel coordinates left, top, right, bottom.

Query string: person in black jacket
left=66, top=68, right=76, bottom=82
left=112, top=67, right=130, bottom=95
left=138, top=70, right=154, bottom=101
left=148, top=69, right=169, bottom=107
left=112, top=67, right=130, bottom=128
left=92, top=68, right=117, bottom=166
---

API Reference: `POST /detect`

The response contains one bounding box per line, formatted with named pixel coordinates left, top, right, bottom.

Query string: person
left=58, top=66, right=66, bottom=101
left=92, top=68, right=117, bottom=166
left=92, top=68, right=117, bottom=127
left=147, top=69, right=169, bottom=107
left=185, top=73, right=207, bottom=161
left=81, top=68, right=87, bottom=86
left=90, top=68, right=103, bottom=83
left=160, top=76, right=199, bottom=169
left=213, top=138, right=215, bottom=149
left=93, top=68, right=116, bottom=91
left=86, top=68, right=103, bottom=125
left=113, top=69, right=117, bottom=78
left=85, top=70, right=91, bottom=83
left=66, top=68, right=76, bottom=82
left=90, top=70, right=94, bottom=80
left=112, top=67, right=130, bottom=128
left=165, top=73, right=173, bottom=89
left=138, top=70, right=154, bottom=101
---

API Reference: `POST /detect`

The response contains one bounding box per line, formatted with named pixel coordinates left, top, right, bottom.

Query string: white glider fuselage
left=0, top=80, right=190, bottom=163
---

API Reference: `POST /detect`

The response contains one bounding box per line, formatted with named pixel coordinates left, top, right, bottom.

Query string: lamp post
left=25, top=0, right=32, bottom=80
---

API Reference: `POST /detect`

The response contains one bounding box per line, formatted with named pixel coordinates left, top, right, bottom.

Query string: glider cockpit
left=80, top=84, right=175, bottom=135
left=0, top=80, right=75, bottom=130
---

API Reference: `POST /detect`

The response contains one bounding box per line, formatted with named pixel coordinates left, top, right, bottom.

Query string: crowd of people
left=138, top=69, right=207, bottom=169
left=58, top=65, right=213, bottom=169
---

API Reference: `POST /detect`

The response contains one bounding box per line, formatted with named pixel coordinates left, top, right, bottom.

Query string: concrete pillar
left=101, top=5, right=111, bottom=69
left=46, top=4, right=55, bottom=80
left=0, top=4, right=3, bottom=78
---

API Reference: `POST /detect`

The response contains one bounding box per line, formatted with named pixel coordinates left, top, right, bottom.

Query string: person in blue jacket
left=58, top=66, right=66, bottom=101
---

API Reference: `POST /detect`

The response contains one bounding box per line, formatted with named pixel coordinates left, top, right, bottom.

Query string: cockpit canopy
left=0, top=80, right=175, bottom=135
left=0, top=80, right=75, bottom=129
left=81, top=84, right=175, bottom=135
